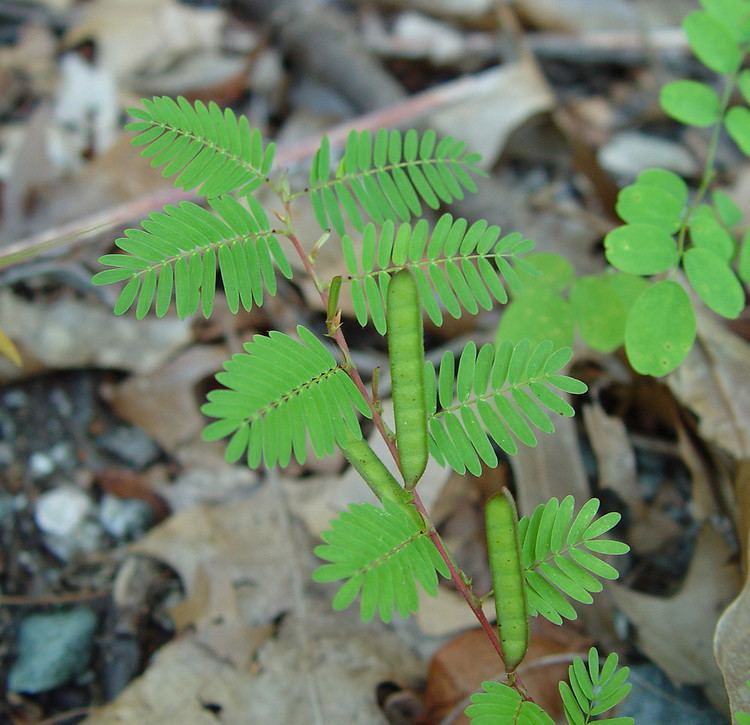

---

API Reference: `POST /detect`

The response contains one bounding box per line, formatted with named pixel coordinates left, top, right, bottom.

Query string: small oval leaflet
left=624, top=281, right=696, bottom=376
left=660, top=79, right=721, bottom=127
left=616, top=183, right=684, bottom=233
left=683, top=11, right=742, bottom=74
left=570, top=276, right=628, bottom=353
left=726, top=106, right=750, bottom=156
left=604, top=224, right=679, bottom=275
left=496, top=290, right=574, bottom=350
left=683, top=247, right=744, bottom=319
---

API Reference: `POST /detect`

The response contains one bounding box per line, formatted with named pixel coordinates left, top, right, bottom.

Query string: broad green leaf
left=700, top=0, right=750, bottom=42
left=607, top=272, right=649, bottom=309
left=570, top=276, right=627, bottom=353
left=615, top=183, right=684, bottom=233
left=660, top=80, right=721, bottom=127
left=713, top=190, right=742, bottom=227
left=739, top=69, right=750, bottom=104
left=637, top=169, right=688, bottom=206
left=625, top=281, right=696, bottom=376
left=683, top=11, right=742, bottom=74
left=726, top=106, right=750, bottom=156
left=689, top=211, right=735, bottom=261
left=496, top=290, right=574, bottom=349
left=683, top=247, right=744, bottom=318
left=740, top=229, right=750, bottom=284
left=515, top=252, right=575, bottom=293
left=604, top=224, right=679, bottom=275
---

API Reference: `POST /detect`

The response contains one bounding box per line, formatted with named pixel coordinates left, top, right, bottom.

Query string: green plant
left=499, top=0, right=750, bottom=376
left=91, top=96, right=634, bottom=721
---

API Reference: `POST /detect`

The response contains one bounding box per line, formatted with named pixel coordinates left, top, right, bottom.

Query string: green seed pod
left=341, top=435, right=422, bottom=527
left=486, top=490, right=529, bottom=672
left=386, top=269, right=428, bottom=488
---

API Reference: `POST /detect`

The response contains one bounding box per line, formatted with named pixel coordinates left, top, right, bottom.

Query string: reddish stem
left=284, top=227, right=531, bottom=695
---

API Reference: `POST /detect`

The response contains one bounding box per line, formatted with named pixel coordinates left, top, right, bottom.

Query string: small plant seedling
left=91, top=3, right=750, bottom=719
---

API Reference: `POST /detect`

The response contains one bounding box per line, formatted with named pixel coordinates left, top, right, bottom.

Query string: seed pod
left=341, top=434, right=422, bottom=527
left=386, top=269, right=428, bottom=488
left=486, top=490, right=529, bottom=671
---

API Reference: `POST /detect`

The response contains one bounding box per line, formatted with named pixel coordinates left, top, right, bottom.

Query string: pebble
left=7, top=608, right=98, bottom=693
left=99, top=494, right=152, bottom=540
left=0, top=441, right=13, bottom=466
left=43, top=520, right=105, bottom=562
left=0, top=492, right=15, bottom=522
left=28, top=451, right=55, bottom=479
left=35, top=486, right=92, bottom=537
left=97, top=426, right=161, bottom=469
left=598, top=131, right=697, bottom=180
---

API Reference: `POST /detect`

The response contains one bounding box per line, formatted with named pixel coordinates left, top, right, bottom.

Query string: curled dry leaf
left=609, top=525, right=741, bottom=713
left=714, top=525, right=750, bottom=721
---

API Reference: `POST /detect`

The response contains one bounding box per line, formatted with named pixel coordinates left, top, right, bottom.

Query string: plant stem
left=676, top=71, right=738, bottom=255
left=284, top=223, right=532, bottom=696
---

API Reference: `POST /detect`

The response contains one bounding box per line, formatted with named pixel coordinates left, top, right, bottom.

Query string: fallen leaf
left=105, top=345, right=228, bottom=453
left=509, top=414, right=590, bottom=517
left=420, top=621, right=592, bottom=723
left=609, top=525, right=741, bottom=713
left=431, top=59, right=555, bottom=170
left=0, top=290, right=192, bottom=383
left=583, top=402, right=681, bottom=554
left=669, top=310, right=750, bottom=460
left=714, top=523, right=750, bottom=722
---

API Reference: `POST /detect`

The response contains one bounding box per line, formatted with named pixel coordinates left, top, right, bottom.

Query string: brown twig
left=0, top=590, right=109, bottom=607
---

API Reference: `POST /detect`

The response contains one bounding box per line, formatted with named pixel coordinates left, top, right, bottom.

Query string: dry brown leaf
left=609, top=525, right=741, bottom=712
left=106, top=345, right=228, bottom=453
left=0, top=290, right=191, bottom=383
left=130, top=486, right=291, bottom=626
left=430, top=60, right=555, bottom=170
left=714, top=527, right=750, bottom=720
left=668, top=311, right=750, bottom=460
left=514, top=0, right=638, bottom=33
left=583, top=402, right=681, bottom=554
left=420, top=622, right=592, bottom=724
left=509, top=414, right=590, bottom=517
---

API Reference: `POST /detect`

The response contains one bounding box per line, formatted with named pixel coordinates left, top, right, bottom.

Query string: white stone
left=34, top=486, right=92, bottom=537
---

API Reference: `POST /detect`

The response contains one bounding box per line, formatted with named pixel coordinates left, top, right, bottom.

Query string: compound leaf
left=427, top=341, right=587, bottom=476
left=520, top=498, right=629, bottom=625
left=341, top=215, right=533, bottom=332
left=92, top=199, right=292, bottom=319
left=126, top=96, right=274, bottom=196
left=465, top=681, right=554, bottom=725
left=309, top=129, right=484, bottom=234
left=312, top=499, right=450, bottom=622
left=560, top=648, right=634, bottom=724
left=201, top=325, right=371, bottom=468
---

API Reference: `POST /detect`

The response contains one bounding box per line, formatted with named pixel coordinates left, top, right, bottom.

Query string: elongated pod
left=340, top=435, right=421, bottom=526
left=386, top=269, right=428, bottom=488
left=486, top=490, right=529, bottom=671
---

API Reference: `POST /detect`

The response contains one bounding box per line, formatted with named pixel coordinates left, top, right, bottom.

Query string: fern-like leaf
left=201, top=325, right=371, bottom=467
left=519, top=497, right=629, bottom=625
left=126, top=96, right=275, bottom=196
left=338, top=214, right=534, bottom=332
left=426, top=339, right=588, bottom=475
left=312, top=498, right=450, bottom=622
left=92, top=196, right=292, bottom=319
left=559, top=647, right=633, bottom=724
left=308, top=129, right=485, bottom=234
left=465, top=681, right=554, bottom=724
